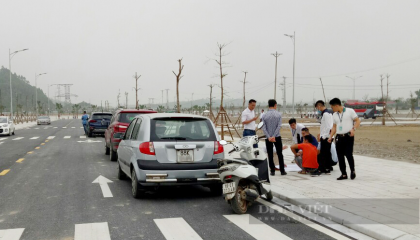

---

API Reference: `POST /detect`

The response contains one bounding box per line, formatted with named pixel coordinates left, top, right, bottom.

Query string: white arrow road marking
left=224, top=214, right=293, bottom=240
left=12, top=137, right=24, bottom=141
left=0, top=228, right=25, bottom=240
left=64, top=136, right=71, bottom=139
left=30, top=137, right=39, bottom=140
left=154, top=218, right=202, bottom=240
left=47, top=136, right=55, bottom=139
left=74, top=222, right=111, bottom=240
left=92, top=175, right=113, bottom=198
left=77, top=139, right=102, bottom=143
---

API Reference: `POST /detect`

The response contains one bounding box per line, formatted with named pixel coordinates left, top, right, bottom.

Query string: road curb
left=270, top=190, right=420, bottom=240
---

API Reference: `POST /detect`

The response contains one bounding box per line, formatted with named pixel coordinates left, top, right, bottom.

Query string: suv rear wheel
left=110, top=147, right=117, bottom=161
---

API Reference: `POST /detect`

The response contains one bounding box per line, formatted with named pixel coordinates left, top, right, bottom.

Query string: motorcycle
left=217, top=122, right=273, bottom=214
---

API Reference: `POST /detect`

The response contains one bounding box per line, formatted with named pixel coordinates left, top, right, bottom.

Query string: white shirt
left=241, top=108, right=256, bottom=130
left=289, top=123, right=305, bottom=144
left=320, top=111, right=333, bottom=139
left=260, top=112, right=264, bottom=120
left=333, top=107, right=358, bottom=134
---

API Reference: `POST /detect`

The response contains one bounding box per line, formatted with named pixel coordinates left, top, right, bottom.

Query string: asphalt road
left=0, top=119, right=352, bottom=240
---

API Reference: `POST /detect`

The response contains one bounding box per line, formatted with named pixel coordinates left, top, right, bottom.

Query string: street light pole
left=271, top=52, right=282, bottom=101
left=9, top=48, right=28, bottom=120
left=35, top=73, right=47, bottom=119
left=284, top=32, right=295, bottom=115
left=346, top=76, right=362, bottom=100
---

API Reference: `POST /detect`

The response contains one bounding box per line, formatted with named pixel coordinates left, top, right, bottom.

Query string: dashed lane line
left=64, top=136, right=71, bottom=139
left=41, top=143, right=45, bottom=145
left=80, top=136, right=86, bottom=138
left=27, top=151, right=33, bottom=154
left=30, top=137, right=39, bottom=140
left=35, top=147, right=40, bottom=149
left=0, top=169, right=11, bottom=176
left=16, top=158, right=25, bottom=163
left=12, top=137, right=24, bottom=141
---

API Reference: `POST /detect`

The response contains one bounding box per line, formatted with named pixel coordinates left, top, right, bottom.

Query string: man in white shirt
left=315, top=100, right=334, bottom=174
left=242, top=99, right=258, bottom=147
left=328, top=98, right=361, bottom=180
left=259, top=109, right=265, bottom=122
left=288, top=118, right=305, bottom=145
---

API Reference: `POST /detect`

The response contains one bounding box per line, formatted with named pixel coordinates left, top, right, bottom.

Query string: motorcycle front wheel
left=230, top=185, right=248, bottom=214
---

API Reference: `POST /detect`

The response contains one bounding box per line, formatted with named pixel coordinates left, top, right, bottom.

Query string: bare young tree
left=172, top=58, right=184, bottom=113
left=215, top=43, right=229, bottom=108
left=133, top=72, right=141, bottom=109
left=241, top=71, right=248, bottom=110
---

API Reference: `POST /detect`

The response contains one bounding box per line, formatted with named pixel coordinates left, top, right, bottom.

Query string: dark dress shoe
left=337, top=175, right=348, bottom=180
left=270, top=172, right=275, bottom=176
left=281, top=172, right=287, bottom=176
left=351, top=171, right=356, bottom=180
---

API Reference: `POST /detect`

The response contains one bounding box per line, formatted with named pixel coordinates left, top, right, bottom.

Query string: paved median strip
left=0, top=169, right=11, bottom=176
left=16, top=158, right=25, bottom=163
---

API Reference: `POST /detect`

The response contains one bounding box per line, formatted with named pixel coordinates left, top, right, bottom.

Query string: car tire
left=88, top=130, right=93, bottom=138
left=265, top=190, right=273, bottom=201
left=105, top=142, right=110, bottom=155
left=117, top=162, right=126, bottom=180
left=110, top=147, right=117, bottom=161
left=131, top=169, right=145, bottom=199
left=209, top=184, right=223, bottom=196
left=12, top=129, right=15, bottom=135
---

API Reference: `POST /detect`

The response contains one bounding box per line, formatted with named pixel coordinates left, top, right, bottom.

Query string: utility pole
left=240, top=71, right=248, bottom=110
left=346, top=76, right=363, bottom=100
left=281, top=76, right=287, bottom=114
left=284, top=32, right=295, bottom=115
left=380, top=74, right=385, bottom=126
left=161, top=90, right=164, bottom=106
left=191, top=93, right=194, bottom=113
left=271, top=52, right=282, bottom=101
left=133, top=72, right=141, bottom=109
left=165, top=89, right=169, bottom=110
left=125, top=92, right=128, bottom=109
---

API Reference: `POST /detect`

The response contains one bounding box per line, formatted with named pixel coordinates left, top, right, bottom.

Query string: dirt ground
left=222, top=116, right=420, bottom=164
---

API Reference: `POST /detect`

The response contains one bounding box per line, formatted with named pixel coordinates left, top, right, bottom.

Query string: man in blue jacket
left=81, top=111, right=89, bottom=135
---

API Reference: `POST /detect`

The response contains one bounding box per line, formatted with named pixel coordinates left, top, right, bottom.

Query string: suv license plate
left=177, top=150, right=194, bottom=163
left=223, top=182, right=236, bottom=194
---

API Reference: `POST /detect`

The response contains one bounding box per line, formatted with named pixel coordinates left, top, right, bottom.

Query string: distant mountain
left=0, top=67, right=50, bottom=114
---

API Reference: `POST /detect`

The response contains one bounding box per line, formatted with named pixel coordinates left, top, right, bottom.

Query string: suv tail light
left=214, top=141, right=224, bottom=154
left=114, top=124, right=128, bottom=133
left=139, top=142, right=155, bottom=155
left=89, top=120, right=97, bottom=123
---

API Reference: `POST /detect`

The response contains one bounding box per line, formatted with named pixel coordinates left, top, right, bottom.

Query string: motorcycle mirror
left=257, top=122, right=264, bottom=129
left=219, top=140, right=228, bottom=145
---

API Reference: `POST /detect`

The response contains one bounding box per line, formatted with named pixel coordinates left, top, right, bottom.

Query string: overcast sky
left=1, top=0, right=420, bottom=107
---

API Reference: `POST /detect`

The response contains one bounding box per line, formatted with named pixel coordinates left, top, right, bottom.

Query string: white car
left=0, top=117, right=16, bottom=136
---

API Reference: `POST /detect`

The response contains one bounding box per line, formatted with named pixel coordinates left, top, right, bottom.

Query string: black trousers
left=335, top=134, right=355, bottom=176
left=265, top=137, right=285, bottom=173
left=319, top=138, right=333, bottom=172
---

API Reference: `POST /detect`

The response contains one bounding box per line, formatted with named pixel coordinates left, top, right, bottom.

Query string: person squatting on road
left=328, top=98, right=361, bottom=180
left=241, top=99, right=259, bottom=148
left=290, top=135, right=320, bottom=175
left=81, top=111, right=89, bottom=135
left=262, top=99, right=286, bottom=176
left=315, top=100, right=334, bottom=174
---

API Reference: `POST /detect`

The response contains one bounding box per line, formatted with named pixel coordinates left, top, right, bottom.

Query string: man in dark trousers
left=315, top=100, right=334, bottom=174
left=328, top=98, right=361, bottom=180
left=262, top=99, right=286, bottom=176
left=81, top=111, right=89, bottom=135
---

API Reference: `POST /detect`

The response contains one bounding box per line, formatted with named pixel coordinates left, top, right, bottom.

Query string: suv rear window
left=92, top=114, right=112, bottom=119
left=150, top=118, right=216, bottom=141
left=119, top=113, right=142, bottom=123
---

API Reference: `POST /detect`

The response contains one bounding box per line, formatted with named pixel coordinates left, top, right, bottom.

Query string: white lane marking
left=62, top=127, right=67, bottom=129
left=64, top=136, right=71, bottom=139
left=257, top=199, right=351, bottom=240
left=74, top=222, right=111, bottom=240
left=0, top=228, right=25, bottom=240
left=0, top=138, right=6, bottom=141
left=47, top=136, right=55, bottom=139
left=12, top=137, right=24, bottom=141
left=80, top=136, right=86, bottom=138
left=154, top=218, right=202, bottom=240
left=80, top=127, right=83, bottom=128
left=44, top=127, right=48, bottom=129
left=54, top=127, right=58, bottom=128
left=92, top=176, right=113, bottom=198
left=30, top=137, right=39, bottom=140
left=71, top=127, right=75, bottom=129
left=0, top=142, right=3, bottom=145
left=224, top=214, right=293, bottom=240
left=35, top=128, right=39, bottom=129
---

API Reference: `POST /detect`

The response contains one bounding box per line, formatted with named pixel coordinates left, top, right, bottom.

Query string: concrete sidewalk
left=224, top=142, right=420, bottom=240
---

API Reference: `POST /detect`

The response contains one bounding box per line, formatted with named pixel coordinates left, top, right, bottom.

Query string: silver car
left=37, top=116, right=51, bottom=125
left=117, top=113, right=224, bottom=198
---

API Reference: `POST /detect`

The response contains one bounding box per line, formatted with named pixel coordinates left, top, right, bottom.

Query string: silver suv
left=117, top=113, right=224, bottom=198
